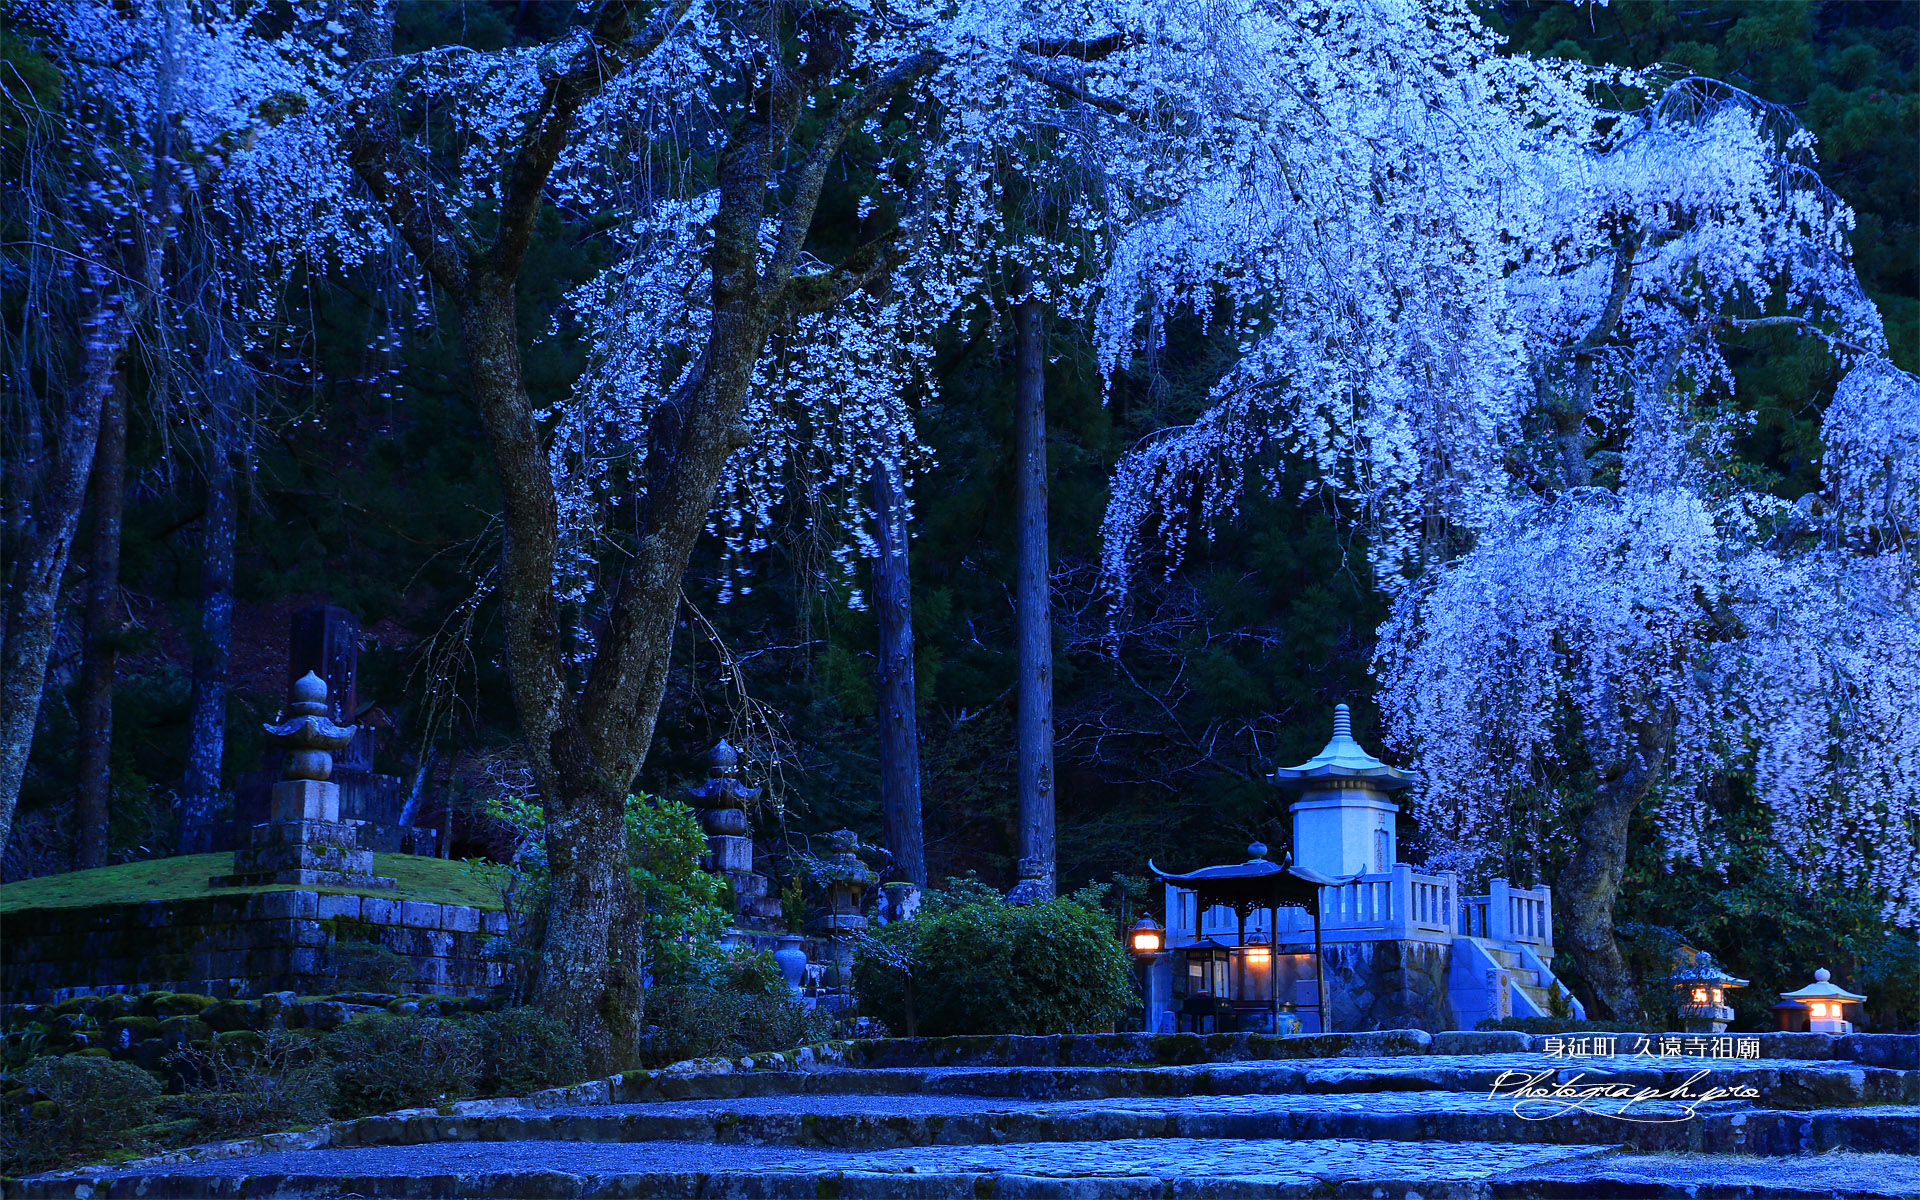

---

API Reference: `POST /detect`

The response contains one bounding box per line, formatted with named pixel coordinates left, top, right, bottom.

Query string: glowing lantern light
left=1779, top=969, right=1866, bottom=1034
left=1130, top=915, right=1164, bottom=956
left=1668, top=951, right=1748, bottom=1034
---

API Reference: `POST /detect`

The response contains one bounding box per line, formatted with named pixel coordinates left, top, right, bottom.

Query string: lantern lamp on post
left=1779, top=969, right=1865, bottom=1034
left=1667, top=951, right=1748, bottom=1033
left=1129, top=915, right=1164, bottom=956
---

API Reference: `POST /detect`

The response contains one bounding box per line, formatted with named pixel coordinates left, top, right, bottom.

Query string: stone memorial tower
left=1269, top=703, right=1416, bottom=877
left=212, top=672, right=395, bottom=890
left=685, top=740, right=782, bottom=931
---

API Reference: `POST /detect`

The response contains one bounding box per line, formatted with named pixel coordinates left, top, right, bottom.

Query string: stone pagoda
left=1268, top=703, right=1416, bottom=877
left=685, top=740, right=781, bottom=931
left=211, top=672, right=395, bottom=890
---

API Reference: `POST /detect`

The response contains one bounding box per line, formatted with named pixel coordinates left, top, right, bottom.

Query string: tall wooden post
left=1314, top=906, right=1331, bottom=1033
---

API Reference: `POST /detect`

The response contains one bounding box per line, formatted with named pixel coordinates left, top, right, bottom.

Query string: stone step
left=24, top=1141, right=1919, bottom=1199
left=819, top=1030, right=1919, bottom=1071
left=326, top=1093, right=1920, bottom=1156
left=622, top=1059, right=1920, bottom=1108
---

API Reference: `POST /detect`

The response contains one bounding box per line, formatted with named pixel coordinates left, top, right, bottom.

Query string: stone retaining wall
left=1, top=891, right=510, bottom=1003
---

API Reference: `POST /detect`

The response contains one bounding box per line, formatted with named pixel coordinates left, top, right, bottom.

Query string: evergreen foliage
left=854, top=878, right=1137, bottom=1036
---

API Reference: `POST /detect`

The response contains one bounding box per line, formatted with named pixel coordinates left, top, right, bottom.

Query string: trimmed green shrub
left=853, top=882, right=1137, bottom=1036
left=169, top=1029, right=334, bottom=1134
left=1, top=1055, right=163, bottom=1174
left=467, top=1007, right=585, bottom=1096
left=644, top=987, right=834, bottom=1067
left=323, top=1015, right=481, bottom=1115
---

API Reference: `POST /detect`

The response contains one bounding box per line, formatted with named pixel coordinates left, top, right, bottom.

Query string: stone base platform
left=210, top=819, right=396, bottom=891
left=208, top=867, right=397, bottom=889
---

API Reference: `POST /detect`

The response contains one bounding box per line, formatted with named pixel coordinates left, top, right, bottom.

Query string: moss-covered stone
left=201, top=999, right=260, bottom=1033
left=156, top=1016, right=214, bottom=1045
left=151, top=993, right=216, bottom=1018
left=213, top=1029, right=264, bottom=1053
left=104, top=1015, right=162, bottom=1052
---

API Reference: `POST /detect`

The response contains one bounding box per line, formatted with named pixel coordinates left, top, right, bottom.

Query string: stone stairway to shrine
left=19, top=1028, right=1916, bottom=1198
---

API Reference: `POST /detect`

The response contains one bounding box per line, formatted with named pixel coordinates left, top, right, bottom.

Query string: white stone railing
left=1165, top=864, right=1461, bottom=947
left=1459, top=878, right=1553, bottom=951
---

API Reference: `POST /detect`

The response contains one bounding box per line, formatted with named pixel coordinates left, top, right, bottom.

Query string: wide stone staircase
left=13, top=1029, right=1917, bottom=1199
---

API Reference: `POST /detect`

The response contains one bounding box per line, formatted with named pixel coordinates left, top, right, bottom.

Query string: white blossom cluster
left=1083, top=0, right=1919, bottom=919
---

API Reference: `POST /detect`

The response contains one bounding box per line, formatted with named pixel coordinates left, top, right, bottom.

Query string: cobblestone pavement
left=28, top=1141, right=1920, bottom=1199
left=55, top=1137, right=1614, bottom=1181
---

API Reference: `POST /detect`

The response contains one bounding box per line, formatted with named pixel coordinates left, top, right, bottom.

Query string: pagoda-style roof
left=1780, top=968, right=1865, bottom=1003
left=1268, top=703, right=1417, bottom=793
left=1667, top=950, right=1749, bottom=988
left=1149, top=842, right=1358, bottom=912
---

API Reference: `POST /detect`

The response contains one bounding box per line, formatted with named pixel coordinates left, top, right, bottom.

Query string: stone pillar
left=1488, top=878, right=1511, bottom=942
left=211, top=672, right=394, bottom=890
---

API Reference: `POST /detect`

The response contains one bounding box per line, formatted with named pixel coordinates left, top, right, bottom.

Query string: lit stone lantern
left=1669, top=951, right=1747, bottom=1033
left=1129, top=915, right=1164, bottom=956
left=1780, top=968, right=1866, bottom=1034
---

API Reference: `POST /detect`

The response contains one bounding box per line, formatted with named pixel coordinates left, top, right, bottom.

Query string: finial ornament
left=262, top=672, right=356, bottom=782
left=1333, top=703, right=1352, bottom=739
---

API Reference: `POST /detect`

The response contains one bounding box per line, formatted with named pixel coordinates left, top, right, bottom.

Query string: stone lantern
left=820, top=829, right=877, bottom=935
left=212, top=672, right=393, bottom=890
left=1668, top=951, right=1748, bottom=1033
left=1780, top=968, right=1866, bottom=1034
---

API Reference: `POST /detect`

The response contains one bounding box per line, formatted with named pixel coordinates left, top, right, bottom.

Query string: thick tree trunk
left=871, top=459, right=925, bottom=886
left=0, top=282, right=129, bottom=853
left=75, top=375, right=128, bottom=870
left=1559, top=710, right=1673, bottom=1022
left=1011, top=274, right=1055, bottom=896
left=177, top=424, right=236, bottom=854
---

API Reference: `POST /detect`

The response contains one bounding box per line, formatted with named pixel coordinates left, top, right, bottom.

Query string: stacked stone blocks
left=1, top=890, right=509, bottom=1003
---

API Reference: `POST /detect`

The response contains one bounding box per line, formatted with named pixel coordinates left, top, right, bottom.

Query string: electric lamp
left=1129, top=915, right=1164, bottom=956
left=1244, top=932, right=1271, bottom=967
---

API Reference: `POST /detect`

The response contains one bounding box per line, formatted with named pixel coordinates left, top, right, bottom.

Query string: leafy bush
left=483, top=793, right=731, bottom=995
left=467, top=1007, right=585, bottom=1097
left=2, top=1055, right=163, bottom=1173
left=323, top=1015, right=481, bottom=1115
left=168, top=1029, right=335, bottom=1134
left=644, top=986, right=834, bottom=1066
left=853, top=879, right=1137, bottom=1036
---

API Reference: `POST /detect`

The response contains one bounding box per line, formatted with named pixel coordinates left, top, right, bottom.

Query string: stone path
left=13, top=1030, right=1917, bottom=1199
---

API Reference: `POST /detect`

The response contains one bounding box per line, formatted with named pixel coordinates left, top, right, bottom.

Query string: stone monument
left=232, top=606, right=435, bottom=855
left=685, top=740, right=782, bottom=931
left=1269, top=703, right=1415, bottom=876
left=211, top=672, right=395, bottom=890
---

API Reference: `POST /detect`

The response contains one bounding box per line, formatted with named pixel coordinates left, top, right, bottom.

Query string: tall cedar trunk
left=871, top=460, right=925, bottom=886
left=1011, top=274, right=1055, bottom=895
left=0, top=279, right=129, bottom=851
left=1559, top=711, right=1671, bottom=1021
left=177, top=424, right=235, bottom=854
left=75, top=374, right=128, bottom=869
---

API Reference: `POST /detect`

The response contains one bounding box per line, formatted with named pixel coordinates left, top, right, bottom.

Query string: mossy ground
left=0, top=853, right=504, bottom=914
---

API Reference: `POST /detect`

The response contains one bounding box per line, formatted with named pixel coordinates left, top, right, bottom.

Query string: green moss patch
left=0, top=853, right=503, bottom=914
